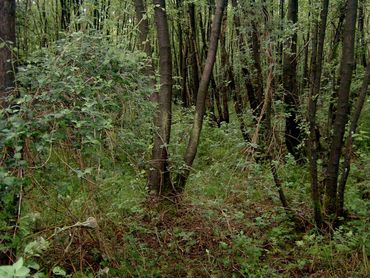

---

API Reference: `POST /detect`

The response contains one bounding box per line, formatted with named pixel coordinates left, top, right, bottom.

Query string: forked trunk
left=324, top=0, right=357, bottom=217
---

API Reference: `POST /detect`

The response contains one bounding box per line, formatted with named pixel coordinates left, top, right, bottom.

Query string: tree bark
left=307, top=0, right=329, bottom=228
left=232, top=0, right=259, bottom=118
left=357, top=0, right=366, bottom=67
left=337, top=43, right=370, bottom=217
left=148, top=0, right=173, bottom=196
left=326, top=4, right=346, bottom=139
left=283, top=0, right=301, bottom=161
left=176, top=0, right=227, bottom=191
left=188, top=2, right=200, bottom=105
left=0, top=0, right=16, bottom=109
left=134, top=0, right=152, bottom=56
left=60, top=0, right=71, bottom=30
left=324, top=0, right=357, bottom=217
left=219, top=13, right=230, bottom=124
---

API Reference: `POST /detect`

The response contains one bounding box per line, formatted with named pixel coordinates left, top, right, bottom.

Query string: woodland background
left=0, top=0, right=369, bottom=277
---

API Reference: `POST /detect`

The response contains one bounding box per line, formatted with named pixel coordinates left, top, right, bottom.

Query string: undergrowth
left=0, top=33, right=369, bottom=277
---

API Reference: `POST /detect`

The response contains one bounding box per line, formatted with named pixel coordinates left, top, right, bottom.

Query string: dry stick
left=337, top=43, right=370, bottom=217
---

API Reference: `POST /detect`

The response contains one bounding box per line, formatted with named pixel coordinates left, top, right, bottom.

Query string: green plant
left=0, top=258, right=30, bottom=278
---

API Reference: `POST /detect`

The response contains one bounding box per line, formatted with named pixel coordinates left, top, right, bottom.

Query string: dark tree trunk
left=219, top=13, right=230, bottom=124
left=327, top=4, right=346, bottom=139
left=175, top=0, right=186, bottom=106
left=302, top=29, right=310, bottom=89
left=176, top=0, right=227, bottom=191
left=148, top=0, right=173, bottom=196
left=93, top=0, right=100, bottom=30
left=324, top=0, right=358, bottom=217
left=249, top=20, right=264, bottom=110
left=357, top=0, right=366, bottom=67
left=134, top=0, right=152, bottom=55
left=307, top=0, right=329, bottom=228
left=60, top=0, right=71, bottom=30
left=337, top=46, right=370, bottom=217
left=0, top=0, right=16, bottom=264
left=72, top=0, right=82, bottom=30
left=232, top=0, right=259, bottom=118
left=0, top=0, right=16, bottom=108
left=188, top=2, right=200, bottom=105
left=283, top=0, right=301, bottom=161
left=278, top=0, right=284, bottom=74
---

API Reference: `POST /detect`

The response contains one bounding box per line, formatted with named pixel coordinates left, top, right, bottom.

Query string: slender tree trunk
left=188, top=2, right=200, bottom=105
left=302, top=30, right=310, bottom=89
left=232, top=0, right=258, bottom=119
left=0, top=0, right=16, bottom=264
left=176, top=0, right=227, bottom=191
left=134, top=0, right=152, bottom=56
left=175, top=0, right=186, bottom=106
left=278, top=0, right=285, bottom=68
left=219, top=13, right=230, bottom=123
left=73, top=0, right=82, bottom=31
left=93, top=0, right=100, bottom=30
left=283, top=0, right=301, bottom=161
left=148, top=0, right=173, bottom=196
left=60, top=0, right=71, bottom=30
left=327, top=4, right=346, bottom=139
left=0, top=0, right=16, bottom=109
left=307, top=0, right=329, bottom=228
left=337, top=44, right=370, bottom=217
left=249, top=20, right=264, bottom=111
left=324, top=0, right=358, bottom=217
left=357, top=0, right=366, bottom=67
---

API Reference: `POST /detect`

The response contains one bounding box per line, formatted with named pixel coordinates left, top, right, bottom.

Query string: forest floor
left=8, top=105, right=369, bottom=277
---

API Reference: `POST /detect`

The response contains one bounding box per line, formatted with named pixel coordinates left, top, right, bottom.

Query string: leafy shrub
left=0, top=32, right=154, bottom=261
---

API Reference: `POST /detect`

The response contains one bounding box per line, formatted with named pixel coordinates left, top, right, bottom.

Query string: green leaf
left=14, top=266, right=30, bottom=277
left=4, top=176, right=15, bottom=186
left=13, top=258, right=24, bottom=271
left=0, top=265, right=14, bottom=276
left=24, top=237, right=49, bottom=256
left=27, top=261, right=40, bottom=270
left=52, top=266, right=67, bottom=276
left=14, top=153, right=22, bottom=160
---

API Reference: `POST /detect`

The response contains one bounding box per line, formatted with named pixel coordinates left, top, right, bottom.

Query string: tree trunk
left=176, top=0, right=227, bottom=191
left=232, top=0, right=259, bottom=118
left=324, top=0, right=357, bottom=217
left=357, top=0, right=366, bottom=67
left=307, top=0, right=329, bottom=228
left=188, top=2, right=200, bottom=105
left=278, top=0, right=285, bottom=68
left=326, top=4, right=346, bottom=139
left=249, top=20, right=264, bottom=111
left=337, top=44, right=370, bottom=217
left=0, top=0, right=16, bottom=109
left=60, top=0, right=71, bottom=30
left=148, top=0, right=173, bottom=196
left=0, top=0, right=16, bottom=264
left=283, top=0, right=301, bottom=161
left=134, top=0, right=152, bottom=56
left=219, top=13, right=230, bottom=124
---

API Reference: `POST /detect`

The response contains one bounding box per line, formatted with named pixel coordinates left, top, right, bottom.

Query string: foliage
left=0, top=258, right=30, bottom=278
left=0, top=0, right=369, bottom=276
left=0, top=31, right=154, bottom=262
